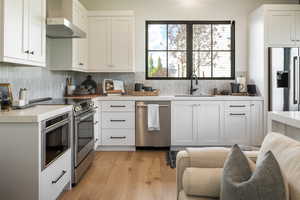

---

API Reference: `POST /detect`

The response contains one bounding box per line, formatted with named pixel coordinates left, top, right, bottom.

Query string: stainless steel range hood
left=46, top=18, right=86, bottom=39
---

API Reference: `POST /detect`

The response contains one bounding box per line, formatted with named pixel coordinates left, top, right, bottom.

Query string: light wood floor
left=59, top=151, right=176, bottom=200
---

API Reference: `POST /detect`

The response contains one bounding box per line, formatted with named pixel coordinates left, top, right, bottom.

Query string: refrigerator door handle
left=293, top=56, right=298, bottom=104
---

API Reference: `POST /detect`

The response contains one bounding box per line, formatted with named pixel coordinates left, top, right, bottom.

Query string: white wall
left=80, top=0, right=297, bottom=73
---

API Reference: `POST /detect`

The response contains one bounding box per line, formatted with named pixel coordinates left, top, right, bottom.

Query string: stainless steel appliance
left=46, top=0, right=86, bottom=38
left=269, top=48, right=300, bottom=111
left=136, top=101, right=171, bottom=147
left=35, top=98, right=96, bottom=184
left=41, top=112, right=72, bottom=170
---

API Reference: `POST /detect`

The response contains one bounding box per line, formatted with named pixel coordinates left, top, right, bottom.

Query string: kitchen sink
left=175, top=94, right=215, bottom=97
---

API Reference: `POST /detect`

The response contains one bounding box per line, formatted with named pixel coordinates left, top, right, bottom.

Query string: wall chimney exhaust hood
left=46, top=0, right=86, bottom=39
left=47, top=18, right=86, bottom=39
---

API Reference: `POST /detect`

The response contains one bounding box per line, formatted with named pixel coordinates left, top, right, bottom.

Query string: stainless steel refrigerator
left=269, top=48, right=300, bottom=111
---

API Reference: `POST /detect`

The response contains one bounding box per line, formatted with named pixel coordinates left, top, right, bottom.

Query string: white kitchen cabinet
left=250, top=101, right=264, bottom=146
left=223, top=102, right=250, bottom=145
left=88, top=17, right=110, bottom=71
left=88, top=11, right=135, bottom=72
left=0, top=0, right=46, bottom=67
left=171, top=101, right=197, bottom=146
left=97, top=100, right=135, bottom=151
left=172, top=100, right=264, bottom=147
left=48, top=0, right=88, bottom=72
left=196, top=102, right=224, bottom=145
left=267, top=11, right=296, bottom=46
left=40, top=149, right=71, bottom=200
left=295, top=12, right=300, bottom=43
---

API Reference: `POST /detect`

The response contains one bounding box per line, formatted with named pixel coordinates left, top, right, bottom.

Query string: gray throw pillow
left=221, top=144, right=286, bottom=200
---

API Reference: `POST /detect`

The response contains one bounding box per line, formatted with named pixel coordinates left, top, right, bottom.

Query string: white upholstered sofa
left=176, top=133, right=300, bottom=200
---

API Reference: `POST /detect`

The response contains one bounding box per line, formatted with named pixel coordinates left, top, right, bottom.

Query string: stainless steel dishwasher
left=136, top=101, right=171, bottom=147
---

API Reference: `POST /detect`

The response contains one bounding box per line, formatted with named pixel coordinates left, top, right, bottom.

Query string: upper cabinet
left=48, top=0, right=88, bottom=72
left=88, top=11, right=135, bottom=72
left=0, top=0, right=46, bottom=67
left=265, top=5, right=300, bottom=47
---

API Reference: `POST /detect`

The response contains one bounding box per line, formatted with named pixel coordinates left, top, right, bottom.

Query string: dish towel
left=147, top=104, right=160, bottom=131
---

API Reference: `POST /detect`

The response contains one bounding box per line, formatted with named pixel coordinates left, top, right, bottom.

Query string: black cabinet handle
left=110, top=120, right=126, bottom=122
left=24, top=50, right=29, bottom=54
left=110, top=105, right=126, bottom=108
left=94, top=121, right=99, bottom=125
left=79, top=63, right=84, bottom=66
left=30, top=51, right=34, bottom=55
left=230, top=113, right=246, bottom=116
left=110, top=136, right=126, bottom=139
left=229, top=105, right=246, bottom=108
left=52, top=170, right=66, bottom=184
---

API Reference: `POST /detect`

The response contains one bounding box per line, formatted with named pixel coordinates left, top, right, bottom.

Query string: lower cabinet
left=223, top=102, right=250, bottom=145
left=171, top=101, right=224, bottom=146
left=40, top=149, right=71, bottom=200
left=172, top=100, right=264, bottom=147
left=96, top=100, right=135, bottom=151
left=171, top=101, right=197, bottom=146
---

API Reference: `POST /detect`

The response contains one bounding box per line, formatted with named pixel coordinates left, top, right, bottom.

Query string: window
left=146, top=21, right=235, bottom=80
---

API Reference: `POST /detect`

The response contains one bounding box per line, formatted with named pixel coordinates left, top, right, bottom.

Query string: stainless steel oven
left=73, top=109, right=95, bottom=184
left=41, top=112, right=72, bottom=170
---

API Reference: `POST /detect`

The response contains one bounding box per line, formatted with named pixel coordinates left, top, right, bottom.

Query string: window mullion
left=211, top=24, right=214, bottom=78
left=186, top=23, right=193, bottom=78
left=166, top=24, right=169, bottom=77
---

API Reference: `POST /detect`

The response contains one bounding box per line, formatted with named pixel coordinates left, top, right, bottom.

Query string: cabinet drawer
left=225, top=101, right=250, bottom=112
left=102, top=129, right=135, bottom=146
left=102, top=112, right=134, bottom=129
left=41, top=149, right=71, bottom=200
left=102, top=101, right=134, bottom=112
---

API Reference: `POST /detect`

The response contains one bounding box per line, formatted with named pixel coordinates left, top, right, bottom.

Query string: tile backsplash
left=0, top=64, right=73, bottom=100
left=0, top=63, right=246, bottom=99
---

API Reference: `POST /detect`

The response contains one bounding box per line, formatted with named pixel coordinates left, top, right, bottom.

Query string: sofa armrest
left=176, top=147, right=230, bottom=196
left=244, top=150, right=259, bottom=163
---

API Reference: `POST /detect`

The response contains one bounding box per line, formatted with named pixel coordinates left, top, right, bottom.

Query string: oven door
left=42, top=112, right=71, bottom=170
left=74, top=110, right=95, bottom=166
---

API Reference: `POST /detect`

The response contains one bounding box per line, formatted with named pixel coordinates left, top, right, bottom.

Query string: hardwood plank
left=59, top=151, right=176, bottom=200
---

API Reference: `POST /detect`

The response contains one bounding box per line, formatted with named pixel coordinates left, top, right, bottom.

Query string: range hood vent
left=46, top=18, right=86, bottom=39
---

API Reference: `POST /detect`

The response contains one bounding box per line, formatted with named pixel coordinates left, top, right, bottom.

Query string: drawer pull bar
left=110, top=136, right=126, bottom=139
left=230, top=113, right=246, bottom=116
left=137, top=105, right=169, bottom=108
left=110, top=120, right=126, bottom=122
left=52, top=170, right=67, bottom=184
left=229, top=105, right=246, bottom=108
left=110, top=105, right=126, bottom=108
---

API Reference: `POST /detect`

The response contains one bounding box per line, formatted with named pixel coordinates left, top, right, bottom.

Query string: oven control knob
left=74, top=105, right=82, bottom=112
left=88, top=102, right=94, bottom=108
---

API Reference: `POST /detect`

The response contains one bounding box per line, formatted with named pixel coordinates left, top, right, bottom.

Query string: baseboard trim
left=96, top=146, right=136, bottom=152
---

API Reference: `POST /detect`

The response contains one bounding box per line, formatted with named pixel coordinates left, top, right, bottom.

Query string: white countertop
left=269, top=111, right=300, bottom=129
left=0, top=105, right=73, bottom=123
left=94, top=95, right=264, bottom=101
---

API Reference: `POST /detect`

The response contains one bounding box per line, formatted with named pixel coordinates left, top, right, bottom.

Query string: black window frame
left=145, top=20, right=235, bottom=80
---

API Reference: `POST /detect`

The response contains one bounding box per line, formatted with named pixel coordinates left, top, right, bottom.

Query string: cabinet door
left=250, top=101, right=264, bottom=146
left=3, top=0, right=29, bottom=61
left=267, top=11, right=295, bottom=46
left=111, top=17, right=134, bottom=72
left=224, top=110, right=250, bottom=145
left=88, top=17, right=111, bottom=71
left=196, top=102, right=223, bottom=145
left=295, top=11, right=300, bottom=44
left=28, top=0, right=46, bottom=64
left=171, top=102, right=197, bottom=146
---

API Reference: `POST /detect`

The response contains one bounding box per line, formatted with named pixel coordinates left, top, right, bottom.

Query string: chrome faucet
left=190, top=74, right=199, bottom=95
